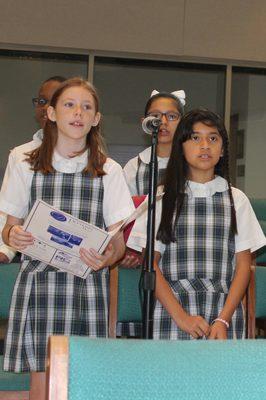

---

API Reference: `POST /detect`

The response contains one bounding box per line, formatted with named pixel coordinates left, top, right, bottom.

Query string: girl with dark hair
left=122, top=89, right=185, bottom=270
left=128, top=108, right=265, bottom=340
left=124, top=89, right=185, bottom=195
left=0, top=78, right=134, bottom=392
left=33, top=75, right=67, bottom=129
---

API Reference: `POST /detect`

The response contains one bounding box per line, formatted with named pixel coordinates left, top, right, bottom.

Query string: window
left=231, top=67, right=266, bottom=198
left=0, top=50, right=88, bottom=182
left=94, top=57, right=225, bottom=166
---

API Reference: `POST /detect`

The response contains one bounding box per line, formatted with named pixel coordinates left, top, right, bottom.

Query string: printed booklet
left=22, top=196, right=160, bottom=278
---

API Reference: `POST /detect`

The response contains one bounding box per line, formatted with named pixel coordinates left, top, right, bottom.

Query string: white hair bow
left=150, top=89, right=186, bottom=106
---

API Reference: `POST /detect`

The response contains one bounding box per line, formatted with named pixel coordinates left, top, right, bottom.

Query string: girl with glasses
left=120, top=90, right=186, bottom=330
left=124, top=89, right=185, bottom=196
left=32, top=76, right=66, bottom=129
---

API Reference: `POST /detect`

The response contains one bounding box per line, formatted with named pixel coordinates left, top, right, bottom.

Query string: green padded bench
left=0, top=355, right=30, bottom=392
left=249, top=198, right=266, bottom=264
left=249, top=199, right=266, bottom=336
left=109, top=266, right=143, bottom=338
left=0, top=263, right=30, bottom=398
left=116, top=267, right=142, bottom=337
left=47, top=336, right=266, bottom=400
left=255, top=266, right=266, bottom=336
left=256, top=266, right=266, bottom=318
left=0, top=263, right=21, bottom=320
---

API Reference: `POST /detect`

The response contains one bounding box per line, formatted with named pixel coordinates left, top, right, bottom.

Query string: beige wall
left=184, top=0, right=266, bottom=63
left=0, top=0, right=185, bottom=56
left=1, top=0, right=266, bottom=63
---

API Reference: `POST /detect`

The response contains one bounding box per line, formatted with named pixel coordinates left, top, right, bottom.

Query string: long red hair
left=25, top=77, right=107, bottom=177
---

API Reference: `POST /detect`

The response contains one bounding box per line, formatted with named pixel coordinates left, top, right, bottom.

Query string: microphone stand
left=141, top=124, right=159, bottom=339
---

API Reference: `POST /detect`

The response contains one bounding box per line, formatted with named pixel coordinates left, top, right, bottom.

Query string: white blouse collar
left=139, top=147, right=169, bottom=165
left=31, top=130, right=88, bottom=173
left=185, top=176, right=228, bottom=198
left=32, top=129, right=44, bottom=143
left=52, top=150, right=88, bottom=173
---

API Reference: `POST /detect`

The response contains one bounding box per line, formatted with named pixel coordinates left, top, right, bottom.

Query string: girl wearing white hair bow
left=120, top=90, right=186, bottom=304
left=124, top=89, right=185, bottom=195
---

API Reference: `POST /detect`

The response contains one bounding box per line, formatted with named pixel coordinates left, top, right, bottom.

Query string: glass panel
left=231, top=67, right=266, bottom=198
left=94, top=57, right=225, bottom=166
left=0, top=50, right=88, bottom=183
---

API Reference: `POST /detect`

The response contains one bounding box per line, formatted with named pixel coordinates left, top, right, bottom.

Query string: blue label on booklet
left=50, top=211, right=67, bottom=222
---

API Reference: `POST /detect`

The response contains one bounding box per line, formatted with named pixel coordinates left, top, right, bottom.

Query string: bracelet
left=6, top=225, right=15, bottom=245
left=212, top=318, right=229, bottom=329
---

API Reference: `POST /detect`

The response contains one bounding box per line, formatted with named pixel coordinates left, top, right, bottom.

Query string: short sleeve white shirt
left=127, top=176, right=266, bottom=255
left=123, top=147, right=169, bottom=195
left=0, top=141, right=134, bottom=228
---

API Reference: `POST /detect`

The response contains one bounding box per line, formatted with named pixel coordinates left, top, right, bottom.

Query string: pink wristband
left=212, top=318, right=229, bottom=329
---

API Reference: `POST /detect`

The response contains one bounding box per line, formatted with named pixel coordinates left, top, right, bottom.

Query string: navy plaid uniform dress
left=153, top=190, right=245, bottom=340
left=4, top=171, right=109, bottom=372
left=135, top=155, right=166, bottom=195
left=116, top=154, right=166, bottom=337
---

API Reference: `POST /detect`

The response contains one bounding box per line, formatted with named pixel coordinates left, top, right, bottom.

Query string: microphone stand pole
left=142, top=124, right=159, bottom=339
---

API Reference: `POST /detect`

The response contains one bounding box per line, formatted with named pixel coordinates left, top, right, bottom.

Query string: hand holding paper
left=80, top=242, right=117, bottom=271
left=80, top=225, right=125, bottom=271
left=80, top=244, right=113, bottom=271
left=20, top=194, right=162, bottom=278
left=8, top=225, right=34, bottom=250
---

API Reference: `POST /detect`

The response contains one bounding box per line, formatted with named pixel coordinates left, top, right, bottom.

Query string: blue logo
left=50, top=211, right=67, bottom=222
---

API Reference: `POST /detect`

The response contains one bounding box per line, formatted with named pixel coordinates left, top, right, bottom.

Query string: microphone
left=142, top=116, right=162, bottom=134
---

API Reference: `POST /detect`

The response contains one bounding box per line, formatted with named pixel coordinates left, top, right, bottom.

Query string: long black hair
left=157, top=108, right=237, bottom=244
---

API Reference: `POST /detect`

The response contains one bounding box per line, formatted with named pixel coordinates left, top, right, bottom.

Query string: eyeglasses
left=147, top=111, right=180, bottom=122
left=32, top=97, right=49, bottom=107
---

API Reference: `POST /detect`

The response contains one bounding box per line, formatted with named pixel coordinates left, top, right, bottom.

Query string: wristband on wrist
left=212, top=318, right=229, bottom=329
left=6, top=225, right=15, bottom=245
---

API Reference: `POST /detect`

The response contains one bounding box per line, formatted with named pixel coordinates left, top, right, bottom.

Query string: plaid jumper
left=153, top=191, right=245, bottom=340
left=135, top=155, right=166, bottom=195
left=116, top=155, right=166, bottom=337
left=4, top=171, right=109, bottom=372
